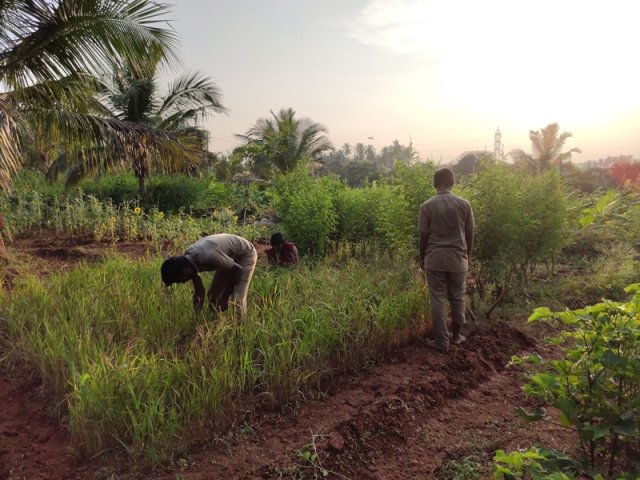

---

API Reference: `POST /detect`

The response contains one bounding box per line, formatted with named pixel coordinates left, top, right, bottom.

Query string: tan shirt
left=184, top=234, right=254, bottom=273
left=419, top=190, right=474, bottom=272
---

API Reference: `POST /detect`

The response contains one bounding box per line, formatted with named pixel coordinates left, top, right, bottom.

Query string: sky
left=162, top=0, right=640, bottom=163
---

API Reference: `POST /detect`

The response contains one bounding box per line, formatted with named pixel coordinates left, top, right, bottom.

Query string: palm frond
left=0, top=0, right=179, bottom=89
left=157, top=71, right=226, bottom=121
left=0, top=100, right=23, bottom=190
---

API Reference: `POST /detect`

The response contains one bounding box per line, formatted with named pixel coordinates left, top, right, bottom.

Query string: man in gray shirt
left=419, top=168, right=474, bottom=352
left=161, top=234, right=258, bottom=314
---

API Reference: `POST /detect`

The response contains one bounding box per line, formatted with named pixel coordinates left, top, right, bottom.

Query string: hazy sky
left=163, top=0, right=640, bottom=163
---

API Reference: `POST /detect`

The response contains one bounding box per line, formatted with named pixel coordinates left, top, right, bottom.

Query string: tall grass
left=0, top=186, right=266, bottom=248
left=0, top=255, right=428, bottom=463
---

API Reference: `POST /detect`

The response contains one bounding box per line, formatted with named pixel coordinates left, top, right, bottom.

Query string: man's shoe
left=424, top=339, right=448, bottom=353
left=451, top=334, right=467, bottom=345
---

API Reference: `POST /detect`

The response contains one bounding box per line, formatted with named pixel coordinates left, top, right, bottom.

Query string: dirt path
left=0, top=322, right=570, bottom=480
left=0, top=238, right=573, bottom=479
left=147, top=323, right=571, bottom=480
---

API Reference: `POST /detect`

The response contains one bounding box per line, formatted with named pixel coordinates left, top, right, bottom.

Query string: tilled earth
left=0, top=237, right=573, bottom=479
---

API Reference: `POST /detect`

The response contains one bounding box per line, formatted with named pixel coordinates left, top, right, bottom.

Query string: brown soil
left=0, top=236, right=574, bottom=480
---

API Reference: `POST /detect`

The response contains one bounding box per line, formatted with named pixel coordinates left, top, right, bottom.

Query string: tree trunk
left=137, top=173, right=147, bottom=199
left=0, top=214, right=7, bottom=262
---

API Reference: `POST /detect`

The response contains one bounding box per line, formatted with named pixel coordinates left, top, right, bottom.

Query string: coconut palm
left=510, top=123, right=581, bottom=174
left=61, top=65, right=227, bottom=196
left=0, top=0, right=180, bottom=190
left=236, top=108, right=334, bottom=174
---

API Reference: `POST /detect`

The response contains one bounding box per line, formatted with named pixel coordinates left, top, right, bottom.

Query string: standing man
left=266, top=232, right=299, bottom=267
left=161, top=233, right=258, bottom=314
left=419, top=168, right=474, bottom=353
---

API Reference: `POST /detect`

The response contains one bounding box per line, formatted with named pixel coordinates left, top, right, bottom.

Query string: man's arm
left=290, top=245, right=299, bottom=264
left=191, top=274, right=206, bottom=312
left=419, top=230, right=429, bottom=271
left=418, top=205, right=430, bottom=271
left=465, top=207, right=475, bottom=264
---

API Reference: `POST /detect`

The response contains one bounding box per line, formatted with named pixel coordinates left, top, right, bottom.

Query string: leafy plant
left=275, top=168, right=337, bottom=256
left=517, top=285, right=640, bottom=477
left=494, top=448, right=583, bottom=480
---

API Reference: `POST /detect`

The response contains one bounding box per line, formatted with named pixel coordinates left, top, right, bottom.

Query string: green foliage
left=373, top=184, right=413, bottom=251
left=522, top=285, right=640, bottom=477
left=391, top=161, right=437, bottom=221
left=275, top=168, right=337, bottom=255
left=0, top=254, right=428, bottom=463
left=463, top=165, right=568, bottom=295
left=80, top=173, right=214, bottom=213
left=493, top=448, right=583, bottom=480
left=236, top=108, right=334, bottom=175
left=146, top=175, right=211, bottom=213
left=333, top=185, right=377, bottom=245
left=575, top=189, right=640, bottom=250
left=79, top=172, right=140, bottom=204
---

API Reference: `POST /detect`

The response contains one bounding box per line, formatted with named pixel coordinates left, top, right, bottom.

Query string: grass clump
left=0, top=254, right=427, bottom=463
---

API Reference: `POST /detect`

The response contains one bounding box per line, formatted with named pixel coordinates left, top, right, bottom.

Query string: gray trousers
left=208, top=248, right=258, bottom=314
left=426, top=269, right=467, bottom=348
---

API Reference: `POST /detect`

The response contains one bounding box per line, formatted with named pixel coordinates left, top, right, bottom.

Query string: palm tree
left=510, top=123, right=581, bottom=174
left=76, top=65, right=227, bottom=196
left=341, top=142, right=352, bottom=159
left=236, top=108, right=334, bottom=174
left=0, top=0, right=179, bottom=191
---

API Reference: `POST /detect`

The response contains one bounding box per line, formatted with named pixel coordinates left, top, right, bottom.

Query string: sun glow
left=350, top=0, right=640, bottom=136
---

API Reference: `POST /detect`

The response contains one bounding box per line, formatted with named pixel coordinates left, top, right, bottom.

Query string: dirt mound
left=135, top=322, right=541, bottom=480
left=0, top=374, right=87, bottom=480
left=0, top=322, right=545, bottom=480
left=250, top=323, right=535, bottom=479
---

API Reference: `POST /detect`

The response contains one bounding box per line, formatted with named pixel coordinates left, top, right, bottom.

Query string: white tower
left=494, top=127, right=504, bottom=161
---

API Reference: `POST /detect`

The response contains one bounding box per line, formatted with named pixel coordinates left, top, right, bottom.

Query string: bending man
left=161, top=233, right=257, bottom=314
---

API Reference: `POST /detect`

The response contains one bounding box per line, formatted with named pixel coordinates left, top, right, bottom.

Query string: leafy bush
left=146, top=175, right=211, bottom=213
left=494, top=448, right=584, bottom=479
left=79, top=172, right=140, bottom=205
left=275, top=168, right=337, bottom=255
left=514, top=285, right=640, bottom=478
left=333, top=185, right=377, bottom=246
left=81, top=173, right=213, bottom=213
left=463, top=165, right=568, bottom=296
left=373, top=184, right=413, bottom=251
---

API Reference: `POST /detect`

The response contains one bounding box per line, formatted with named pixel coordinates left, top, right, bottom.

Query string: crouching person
left=266, top=232, right=299, bottom=267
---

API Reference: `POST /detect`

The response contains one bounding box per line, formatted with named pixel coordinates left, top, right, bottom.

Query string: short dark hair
left=161, top=256, right=190, bottom=286
left=433, top=168, right=455, bottom=189
left=270, top=232, right=284, bottom=246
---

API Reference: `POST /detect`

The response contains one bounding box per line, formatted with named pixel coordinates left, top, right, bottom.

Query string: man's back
left=184, top=234, right=254, bottom=272
left=419, top=191, right=473, bottom=272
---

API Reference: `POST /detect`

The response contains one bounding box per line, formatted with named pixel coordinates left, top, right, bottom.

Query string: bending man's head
left=161, top=256, right=195, bottom=286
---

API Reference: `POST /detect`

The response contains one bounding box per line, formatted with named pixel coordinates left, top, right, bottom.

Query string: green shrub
left=373, top=183, right=413, bottom=251
left=146, top=175, right=210, bottom=213
left=80, top=173, right=213, bottom=213
left=80, top=172, right=140, bottom=205
left=275, top=168, right=337, bottom=256
left=514, top=285, right=640, bottom=478
left=462, top=165, right=568, bottom=296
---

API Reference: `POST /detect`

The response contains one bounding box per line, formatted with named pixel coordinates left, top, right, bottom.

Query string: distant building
left=493, top=127, right=504, bottom=161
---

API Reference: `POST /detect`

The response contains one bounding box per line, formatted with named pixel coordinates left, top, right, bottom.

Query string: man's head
left=161, top=256, right=195, bottom=286
left=270, top=232, right=284, bottom=249
left=433, top=167, right=455, bottom=190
